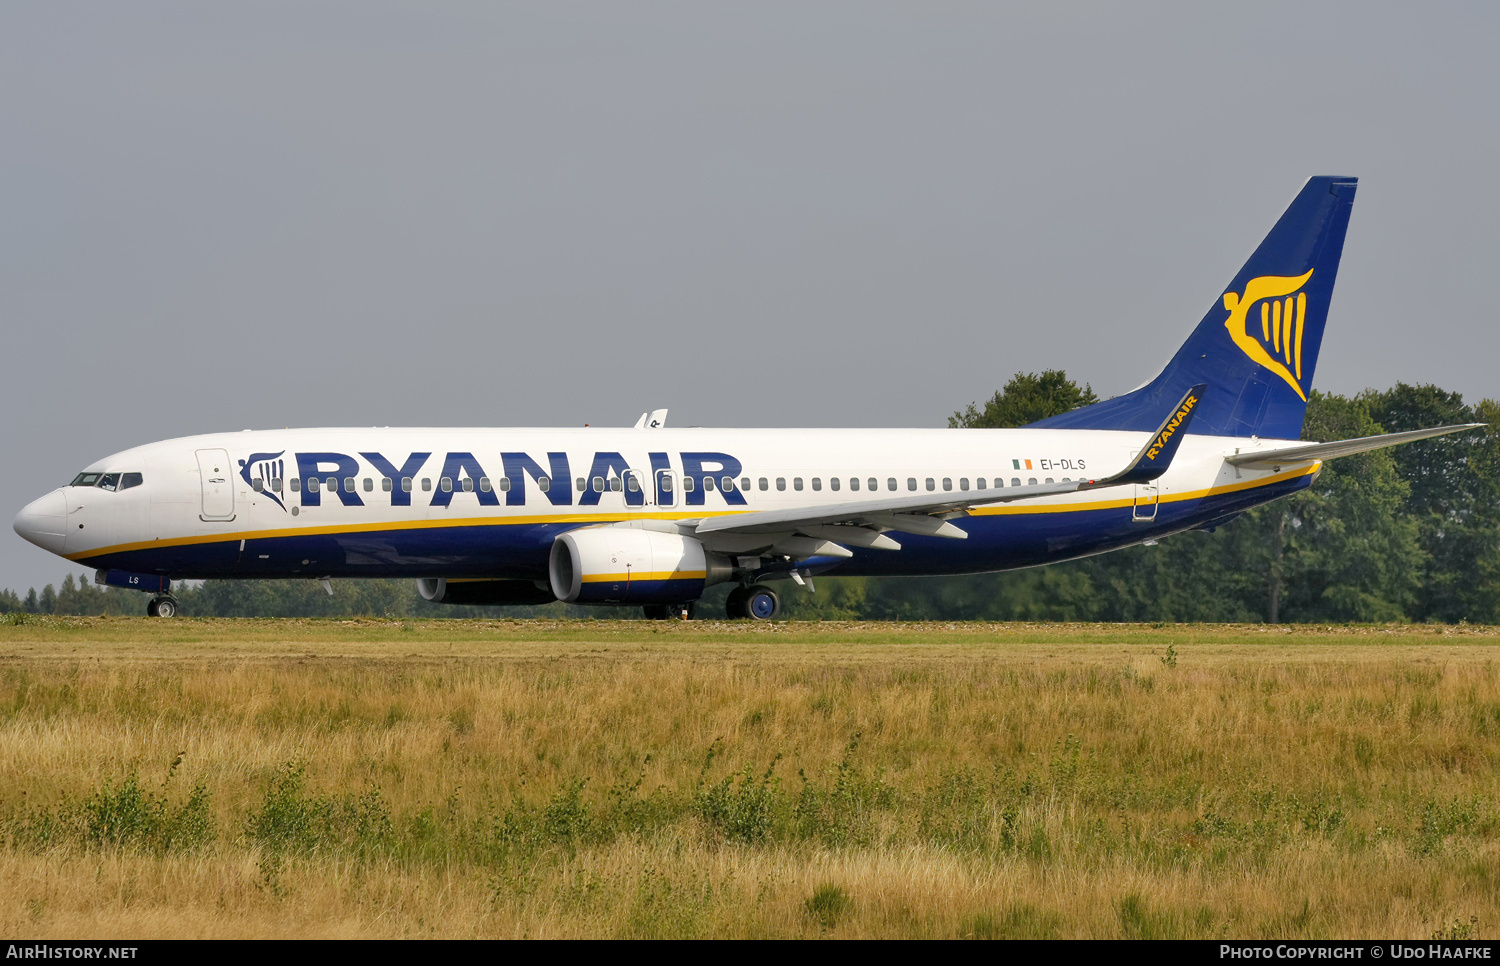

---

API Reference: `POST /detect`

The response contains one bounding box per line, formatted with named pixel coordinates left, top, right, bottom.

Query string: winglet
left=1080, top=383, right=1206, bottom=489
left=633, top=408, right=668, bottom=430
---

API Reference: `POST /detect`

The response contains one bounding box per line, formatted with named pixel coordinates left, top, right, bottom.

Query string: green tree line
left=6, top=376, right=1496, bottom=623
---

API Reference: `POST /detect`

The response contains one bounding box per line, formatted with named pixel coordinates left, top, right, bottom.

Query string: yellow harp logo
left=1222, top=269, right=1314, bottom=401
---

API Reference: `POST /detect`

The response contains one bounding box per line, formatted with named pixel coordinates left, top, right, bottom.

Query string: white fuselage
left=14, top=425, right=1316, bottom=586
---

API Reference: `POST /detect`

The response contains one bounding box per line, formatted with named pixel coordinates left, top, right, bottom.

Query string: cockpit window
left=71, top=471, right=144, bottom=490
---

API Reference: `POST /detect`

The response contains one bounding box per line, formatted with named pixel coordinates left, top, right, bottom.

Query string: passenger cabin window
left=684, top=476, right=695, bottom=492
left=887, top=478, right=896, bottom=491
left=343, top=478, right=355, bottom=493
left=626, top=476, right=640, bottom=492
left=460, top=477, right=472, bottom=492
left=975, top=478, right=986, bottom=489
left=943, top=478, right=953, bottom=491
left=363, top=478, right=374, bottom=492
left=609, top=477, right=622, bottom=492
left=720, top=476, right=734, bottom=492
left=1011, top=478, right=1021, bottom=487
left=759, top=478, right=769, bottom=491
left=869, top=478, right=879, bottom=491
left=907, top=478, right=917, bottom=491
left=269, top=478, right=282, bottom=492
left=703, top=477, right=715, bottom=491
left=592, top=477, right=604, bottom=493
left=479, top=477, right=491, bottom=493
left=440, top=477, right=453, bottom=492
left=251, top=479, right=264, bottom=492
left=829, top=478, right=839, bottom=491
left=382, top=478, right=394, bottom=492
left=925, top=478, right=935, bottom=491
left=307, top=478, right=320, bottom=493
left=959, top=478, right=968, bottom=491
left=849, top=478, right=858, bottom=491
left=1028, top=478, right=1037, bottom=486
left=498, top=478, right=511, bottom=492
left=741, top=477, right=751, bottom=491
left=537, top=476, right=550, bottom=492
left=793, top=478, right=803, bottom=491
left=576, top=478, right=586, bottom=492
left=811, top=478, right=821, bottom=491
left=401, top=478, right=412, bottom=492
left=776, top=478, right=786, bottom=491
left=291, top=478, right=302, bottom=493
left=422, top=478, right=432, bottom=492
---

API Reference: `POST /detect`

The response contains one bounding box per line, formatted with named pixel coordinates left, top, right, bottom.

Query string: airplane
left=11, top=176, right=1483, bottom=620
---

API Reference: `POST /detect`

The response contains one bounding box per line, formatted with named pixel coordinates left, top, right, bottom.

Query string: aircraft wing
left=1223, top=423, right=1486, bottom=468
left=686, top=479, right=1084, bottom=558
left=691, top=477, right=1082, bottom=537
left=688, top=385, right=1205, bottom=558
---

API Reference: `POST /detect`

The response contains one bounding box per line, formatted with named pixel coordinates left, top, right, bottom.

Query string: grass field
left=0, top=616, right=1496, bottom=939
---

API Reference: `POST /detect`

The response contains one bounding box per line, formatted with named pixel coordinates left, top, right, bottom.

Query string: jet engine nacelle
left=416, top=578, right=558, bottom=606
left=549, top=527, right=731, bottom=604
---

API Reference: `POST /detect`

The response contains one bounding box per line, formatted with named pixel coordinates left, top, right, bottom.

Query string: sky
left=3, top=2, right=1497, bottom=595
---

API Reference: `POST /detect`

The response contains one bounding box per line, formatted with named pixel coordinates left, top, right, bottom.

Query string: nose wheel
left=146, top=596, right=179, bottom=618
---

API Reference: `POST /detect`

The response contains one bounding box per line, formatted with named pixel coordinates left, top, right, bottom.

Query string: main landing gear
left=146, top=596, right=179, bottom=618
left=639, top=585, right=784, bottom=621
left=642, top=602, right=697, bottom=621
left=725, top=584, right=781, bottom=621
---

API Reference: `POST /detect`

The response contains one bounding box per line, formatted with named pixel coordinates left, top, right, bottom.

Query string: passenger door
left=196, top=449, right=236, bottom=521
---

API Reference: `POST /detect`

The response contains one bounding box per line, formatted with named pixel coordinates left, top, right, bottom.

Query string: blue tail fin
left=1029, top=176, right=1358, bottom=439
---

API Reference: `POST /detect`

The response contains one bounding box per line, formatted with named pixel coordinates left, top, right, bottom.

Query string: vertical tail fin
left=1029, top=176, right=1358, bottom=439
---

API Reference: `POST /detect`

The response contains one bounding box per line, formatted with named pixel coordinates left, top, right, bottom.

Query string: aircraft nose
left=13, top=490, right=67, bottom=556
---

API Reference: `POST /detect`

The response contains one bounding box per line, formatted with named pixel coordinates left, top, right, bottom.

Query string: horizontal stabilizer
left=1224, top=423, right=1486, bottom=467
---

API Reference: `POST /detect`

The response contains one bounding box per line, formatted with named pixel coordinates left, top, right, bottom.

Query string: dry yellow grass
left=0, top=617, right=1496, bottom=938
